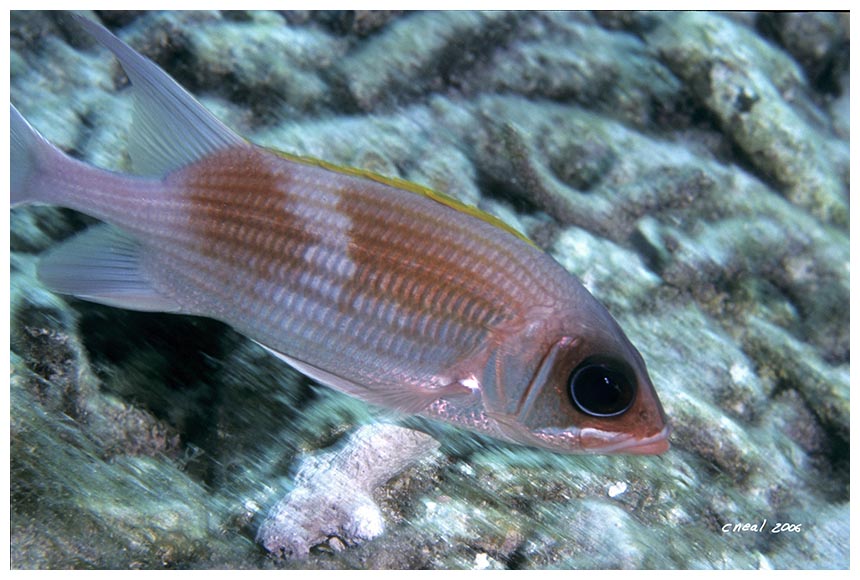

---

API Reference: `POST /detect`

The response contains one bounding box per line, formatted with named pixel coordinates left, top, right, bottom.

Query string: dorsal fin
left=73, top=15, right=536, bottom=250
left=73, top=14, right=245, bottom=176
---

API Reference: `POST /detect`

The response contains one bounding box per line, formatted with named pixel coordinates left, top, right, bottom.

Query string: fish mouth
left=582, top=424, right=672, bottom=455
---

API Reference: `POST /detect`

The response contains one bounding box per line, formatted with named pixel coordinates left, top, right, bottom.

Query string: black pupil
left=570, top=363, right=636, bottom=417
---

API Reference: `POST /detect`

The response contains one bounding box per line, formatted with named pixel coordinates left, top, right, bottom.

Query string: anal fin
left=37, top=225, right=182, bottom=313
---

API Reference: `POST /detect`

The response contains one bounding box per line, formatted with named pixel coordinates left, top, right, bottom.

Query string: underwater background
left=9, top=10, right=849, bottom=569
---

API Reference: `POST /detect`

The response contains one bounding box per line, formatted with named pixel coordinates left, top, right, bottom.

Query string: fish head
left=486, top=302, right=670, bottom=455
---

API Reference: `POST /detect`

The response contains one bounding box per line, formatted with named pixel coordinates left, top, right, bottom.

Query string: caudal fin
left=10, top=104, right=66, bottom=207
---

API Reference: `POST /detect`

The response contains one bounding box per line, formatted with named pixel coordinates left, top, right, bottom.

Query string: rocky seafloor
left=9, top=10, right=849, bottom=569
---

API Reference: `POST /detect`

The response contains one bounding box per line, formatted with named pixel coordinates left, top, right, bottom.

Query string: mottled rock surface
left=10, top=10, right=848, bottom=569
left=257, top=424, right=441, bottom=559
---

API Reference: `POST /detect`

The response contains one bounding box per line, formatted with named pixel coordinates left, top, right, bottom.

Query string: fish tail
left=10, top=104, right=69, bottom=207
left=11, top=105, right=183, bottom=314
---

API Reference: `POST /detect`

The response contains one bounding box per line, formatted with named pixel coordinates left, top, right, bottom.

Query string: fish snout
left=580, top=423, right=671, bottom=455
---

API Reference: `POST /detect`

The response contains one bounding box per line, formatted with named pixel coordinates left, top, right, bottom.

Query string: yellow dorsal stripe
left=269, top=148, right=537, bottom=248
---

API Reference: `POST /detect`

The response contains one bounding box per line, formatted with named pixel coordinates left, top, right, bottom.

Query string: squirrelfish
left=11, top=16, right=669, bottom=454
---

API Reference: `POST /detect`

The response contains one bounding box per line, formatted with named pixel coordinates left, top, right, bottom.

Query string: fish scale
left=10, top=15, right=669, bottom=454
left=181, top=152, right=494, bottom=322
left=167, top=150, right=502, bottom=366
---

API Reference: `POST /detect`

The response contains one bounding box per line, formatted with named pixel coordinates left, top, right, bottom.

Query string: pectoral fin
left=255, top=342, right=470, bottom=414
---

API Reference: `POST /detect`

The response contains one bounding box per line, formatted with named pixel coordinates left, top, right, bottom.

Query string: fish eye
left=569, top=360, right=636, bottom=417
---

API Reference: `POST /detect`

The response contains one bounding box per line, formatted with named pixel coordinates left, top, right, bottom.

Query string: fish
left=10, top=15, right=669, bottom=455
